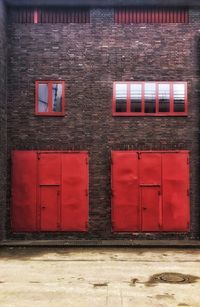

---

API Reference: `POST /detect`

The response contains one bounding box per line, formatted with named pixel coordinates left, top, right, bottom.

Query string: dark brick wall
left=0, top=0, right=7, bottom=241
left=6, top=8, right=200, bottom=241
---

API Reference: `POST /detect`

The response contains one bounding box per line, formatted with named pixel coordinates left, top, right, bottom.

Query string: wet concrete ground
left=0, top=247, right=199, bottom=307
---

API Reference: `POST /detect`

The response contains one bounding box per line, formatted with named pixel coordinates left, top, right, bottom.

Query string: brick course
left=4, top=7, right=200, bottom=241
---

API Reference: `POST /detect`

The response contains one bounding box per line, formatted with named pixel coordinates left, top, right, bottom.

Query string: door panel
left=61, top=153, right=88, bottom=231
left=111, top=151, right=140, bottom=231
left=140, top=153, right=161, bottom=185
left=141, top=186, right=161, bottom=231
left=162, top=152, right=190, bottom=231
left=40, top=186, right=59, bottom=231
left=12, top=151, right=37, bottom=231
left=39, top=153, right=61, bottom=185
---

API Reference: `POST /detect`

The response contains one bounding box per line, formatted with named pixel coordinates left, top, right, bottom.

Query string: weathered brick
left=1, top=7, right=200, bottom=241
left=0, top=0, right=7, bottom=241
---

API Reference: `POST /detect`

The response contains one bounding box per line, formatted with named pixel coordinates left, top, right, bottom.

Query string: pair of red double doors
left=12, top=151, right=88, bottom=232
left=111, top=151, right=190, bottom=232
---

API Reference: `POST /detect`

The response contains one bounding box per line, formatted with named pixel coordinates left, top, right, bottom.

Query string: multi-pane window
left=36, top=81, right=65, bottom=116
left=113, top=82, right=187, bottom=116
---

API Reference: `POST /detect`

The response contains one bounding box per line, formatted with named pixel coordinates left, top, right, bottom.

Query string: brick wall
left=6, top=7, right=200, bottom=241
left=0, top=0, right=7, bottom=241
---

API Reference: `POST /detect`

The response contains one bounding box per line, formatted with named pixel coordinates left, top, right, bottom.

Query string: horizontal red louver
left=9, top=8, right=35, bottom=23
left=38, top=9, right=90, bottom=24
left=114, top=8, right=189, bottom=24
left=9, top=8, right=90, bottom=24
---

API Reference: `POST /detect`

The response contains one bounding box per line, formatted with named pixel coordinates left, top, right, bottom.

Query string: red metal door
left=40, top=186, right=60, bottom=231
left=12, top=151, right=37, bottom=231
left=141, top=186, right=161, bottom=231
left=162, top=152, right=190, bottom=231
left=61, top=153, right=89, bottom=231
left=39, top=153, right=61, bottom=185
left=111, top=151, right=140, bottom=231
left=140, top=153, right=161, bottom=185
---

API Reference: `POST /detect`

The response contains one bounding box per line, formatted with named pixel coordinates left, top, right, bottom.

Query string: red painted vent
left=9, top=8, right=90, bottom=24
left=114, top=8, right=189, bottom=24
left=9, top=8, right=35, bottom=23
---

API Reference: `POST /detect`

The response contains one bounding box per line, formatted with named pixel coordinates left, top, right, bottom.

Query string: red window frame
left=112, top=81, right=188, bottom=116
left=35, top=80, right=65, bottom=116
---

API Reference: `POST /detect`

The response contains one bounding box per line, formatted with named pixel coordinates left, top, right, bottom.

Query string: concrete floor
left=0, top=247, right=199, bottom=307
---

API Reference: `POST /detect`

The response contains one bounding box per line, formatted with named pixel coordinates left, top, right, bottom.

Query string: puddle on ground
left=155, top=293, right=175, bottom=300
left=129, top=278, right=139, bottom=286
left=145, top=272, right=199, bottom=287
left=93, top=282, right=108, bottom=288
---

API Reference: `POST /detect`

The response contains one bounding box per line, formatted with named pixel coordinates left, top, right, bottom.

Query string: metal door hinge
left=85, top=157, right=88, bottom=165
left=37, top=152, right=41, bottom=160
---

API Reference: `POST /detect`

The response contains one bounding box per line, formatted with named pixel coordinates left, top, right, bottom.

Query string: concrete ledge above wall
left=5, top=0, right=200, bottom=7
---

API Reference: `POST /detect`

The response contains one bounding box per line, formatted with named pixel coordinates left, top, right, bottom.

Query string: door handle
left=42, top=206, right=46, bottom=209
left=143, top=207, right=147, bottom=210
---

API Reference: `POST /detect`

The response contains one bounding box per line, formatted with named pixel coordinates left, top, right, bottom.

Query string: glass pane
left=131, top=84, right=142, bottom=112
left=173, top=83, right=185, bottom=112
left=144, top=83, right=156, bottom=113
left=159, top=83, right=170, bottom=112
left=52, top=83, right=62, bottom=112
left=38, top=84, right=48, bottom=112
left=116, top=83, right=127, bottom=112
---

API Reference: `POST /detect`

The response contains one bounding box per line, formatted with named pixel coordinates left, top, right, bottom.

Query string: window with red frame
left=36, top=81, right=65, bottom=116
left=113, top=82, right=187, bottom=116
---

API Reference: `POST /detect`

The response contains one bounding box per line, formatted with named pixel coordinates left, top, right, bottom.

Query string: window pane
left=52, top=83, right=62, bottom=112
left=173, top=84, right=185, bottom=112
left=159, top=84, right=170, bottom=112
left=144, top=83, right=156, bottom=113
left=131, top=84, right=142, bottom=112
left=38, top=84, right=48, bottom=112
left=116, top=84, right=127, bottom=112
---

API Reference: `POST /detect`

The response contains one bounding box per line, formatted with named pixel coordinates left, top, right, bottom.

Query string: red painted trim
left=112, top=81, right=188, bottom=117
left=34, top=9, right=38, bottom=24
left=35, top=80, right=65, bottom=116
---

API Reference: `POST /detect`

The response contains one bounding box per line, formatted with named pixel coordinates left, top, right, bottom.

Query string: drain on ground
left=146, top=272, right=199, bottom=286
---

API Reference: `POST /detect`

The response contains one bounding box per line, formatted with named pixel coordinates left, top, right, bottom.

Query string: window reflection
left=159, top=84, right=170, bottom=112
left=144, top=83, right=156, bottom=113
left=38, top=84, right=48, bottom=112
left=52, top=84, right=62, bottom=112
left=131, top=84, right=142, bottom=112
left=173, top=84, right=185, bottom=112
left=116, top=84, right=127, bottom=112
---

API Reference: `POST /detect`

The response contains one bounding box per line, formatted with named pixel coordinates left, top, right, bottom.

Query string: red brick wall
left=5, top=8, right=200, bottom=241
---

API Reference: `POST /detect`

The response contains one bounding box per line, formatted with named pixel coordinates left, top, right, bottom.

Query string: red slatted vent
left=114, top=7, right=189, bottom=24
left=9, top=8, right=35, bottom=23
left=9, top=8, right=90, bottom=24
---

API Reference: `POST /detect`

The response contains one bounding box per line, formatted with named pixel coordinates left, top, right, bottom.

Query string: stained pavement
left=0, top=247, right=200, bottom=307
